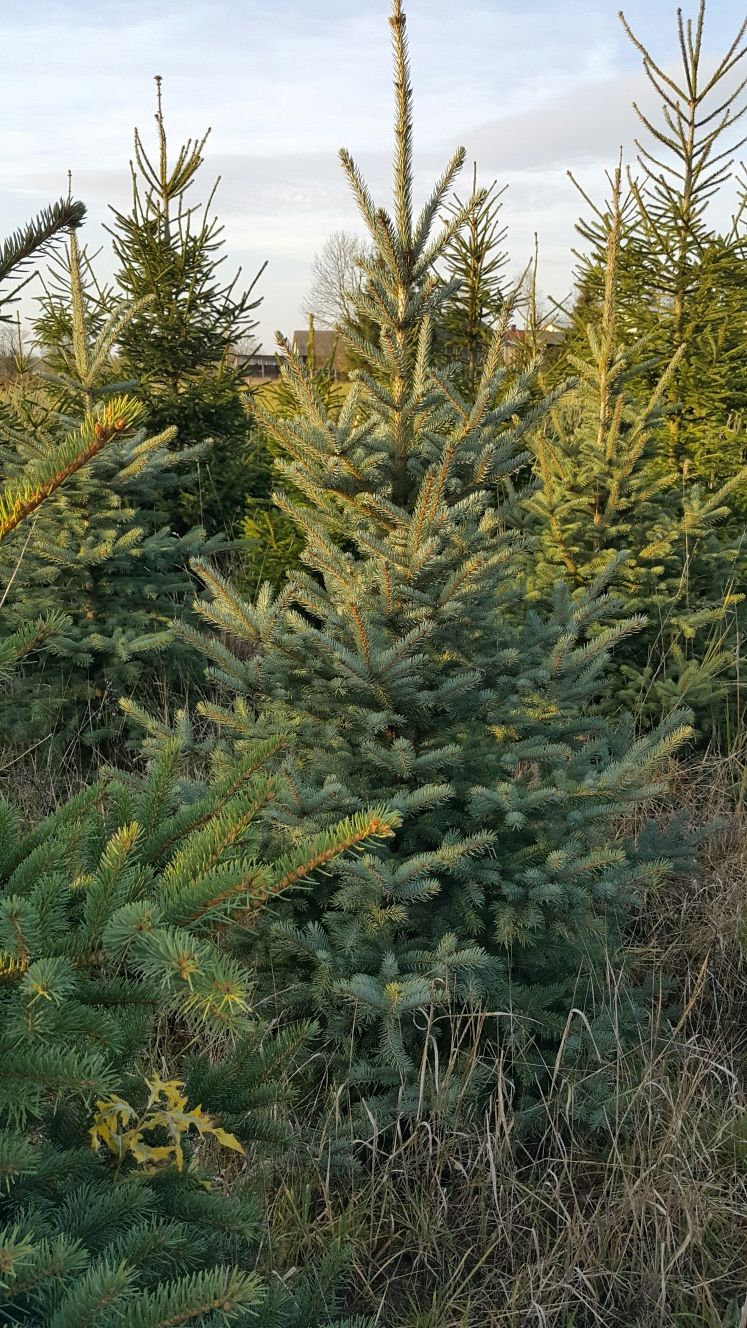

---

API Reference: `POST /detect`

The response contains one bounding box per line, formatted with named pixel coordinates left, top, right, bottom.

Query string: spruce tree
left=241, top=318, right=345, bottom=590
left=525, top=167, right=747, bottom=726
left=0, top=231, right=213, bottom=758
left=182, top=1, right=690, bottom=1114
left=575, top=1, right=747, bottom=481
left=0, top=714, right=395, bottom=1324
left=0, top=196, right=120, bottom=686
left=109, top=78, right=266, bottom=539
left=434, top=164, right=509, bottom=392
left=0, top=399, right=138, bottom=688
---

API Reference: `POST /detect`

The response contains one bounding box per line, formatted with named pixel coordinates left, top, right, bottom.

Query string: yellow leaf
left=89, top=1095, right=138, bottom=1156
left=88, top=1074, right=243, bottom=1175
left=89, top=1122, right=112, bottom=1152
left=130, top=1141, right=176, bottom=1167
left=162, top=1082, right=189, bottom=1112
left=146, top=1076, right=187, bottom=1112
left=209, top=1126, right=245, bottom=1155
left=184, top=1103, right=212, bottom=1130
left=94, top=1094, right=137, bottom=1125
left=144, top=1108, right=194, bottom=1138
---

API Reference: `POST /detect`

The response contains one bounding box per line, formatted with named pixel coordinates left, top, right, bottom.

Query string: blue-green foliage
left=0, top=233, right=217, bottom=753
left=182, top=3, right=692, bottom=1114
left=0, top=733, right=393, bottom=1324
left=528, top=170, right=747, bottom=732
left=109, top=78, right=266, bottom=540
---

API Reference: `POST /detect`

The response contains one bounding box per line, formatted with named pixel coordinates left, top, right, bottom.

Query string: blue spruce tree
left=182, top=0, right=692, bottom=1118
left=0, top=230, right=217, bottom=760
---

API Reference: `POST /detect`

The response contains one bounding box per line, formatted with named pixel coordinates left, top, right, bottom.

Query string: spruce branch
left=0, top=397, right=143, bottom=545
left=0, top=198, right=86, bottom=315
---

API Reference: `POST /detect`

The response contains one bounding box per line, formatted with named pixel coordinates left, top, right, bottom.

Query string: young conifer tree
left=0, top=231, right=214, bottom=757
left=242, top=317, right=345, bottom=589
left=0, top=197, right=136, bottom=688
left=183, top=2, right=690, bottom=1112
left=575, top=1, right=747, bottom=481
left=525, top=167, right=747, bottom=726
left=109, top=78, right=266, bottom=538
left=434, top=164, right=509, bottom=392
left=0, top=710, right=396, bottom=1324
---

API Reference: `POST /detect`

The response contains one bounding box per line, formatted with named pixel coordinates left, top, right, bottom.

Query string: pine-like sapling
left=182, top=1, right=692, bottom=1118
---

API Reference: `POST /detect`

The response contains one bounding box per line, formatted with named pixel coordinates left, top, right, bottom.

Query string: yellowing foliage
left=89, top=1075, right=244, bottom=1174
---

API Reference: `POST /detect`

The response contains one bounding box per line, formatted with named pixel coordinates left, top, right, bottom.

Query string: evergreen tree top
left=109, top=76, right=264, bottom=384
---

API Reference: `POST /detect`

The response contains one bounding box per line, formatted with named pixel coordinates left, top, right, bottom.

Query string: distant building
left=242, top=352, right=282, bottom=380
left=291, top=329, right=348, bottom=378
left=502, top=322, right=566, bottom=364
left=235, top=319, right=563, bottom=384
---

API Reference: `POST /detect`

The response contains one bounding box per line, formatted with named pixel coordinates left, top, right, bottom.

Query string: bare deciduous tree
left=301, top=229, right=368, bottom=329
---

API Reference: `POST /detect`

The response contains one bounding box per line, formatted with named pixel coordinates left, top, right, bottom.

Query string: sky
left=2, top=0, right=745, bottom=349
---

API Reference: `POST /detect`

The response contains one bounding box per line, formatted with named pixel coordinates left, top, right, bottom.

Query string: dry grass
left=4, top=719, right=746, bottom=1324
left=255, top=1028, right=747, bottom=1326
left=249, top=750, right=747, bottom=1328
left=642, top=748, right=747, bottom=1007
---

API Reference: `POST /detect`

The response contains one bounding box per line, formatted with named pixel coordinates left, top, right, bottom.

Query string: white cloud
left=1, top=0, right=744, bottom=346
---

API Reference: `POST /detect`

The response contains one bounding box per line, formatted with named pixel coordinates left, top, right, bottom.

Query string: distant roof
left=291, top=328, right=348, bottom=373
left=505, top=323, right=565, bottom=347
left=291, top=329, right=339, bottom=359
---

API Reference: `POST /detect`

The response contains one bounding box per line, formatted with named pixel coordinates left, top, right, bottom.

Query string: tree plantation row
left=0, top=2, right=746, bottom=1325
